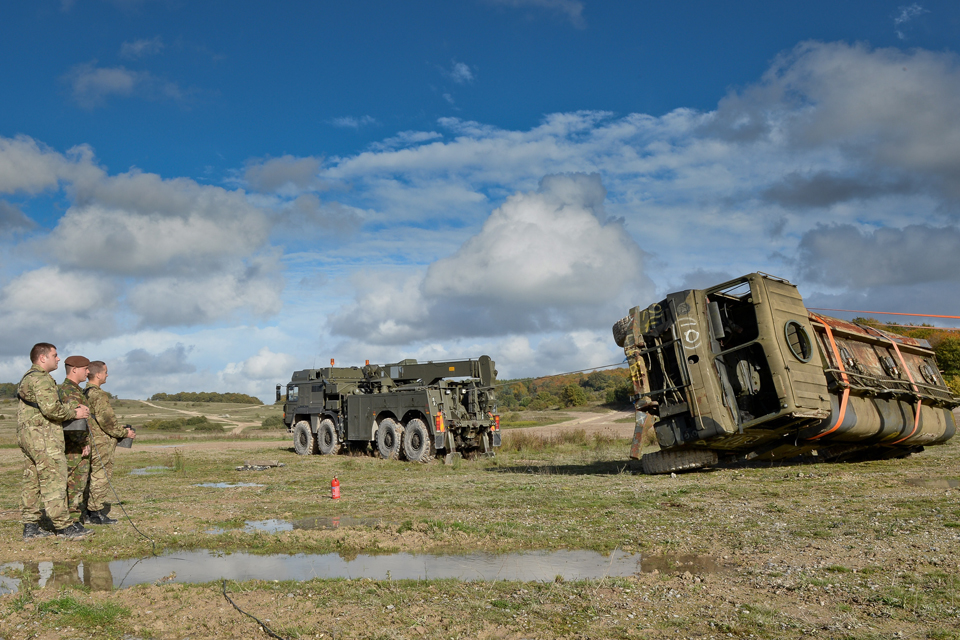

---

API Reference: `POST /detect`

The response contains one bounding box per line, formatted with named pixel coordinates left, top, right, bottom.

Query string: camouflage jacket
left=84, top=384, right=126, bottom=439
left=58, top=378, right=89, bottom=446
left=17, top=365, right=77, bottom=433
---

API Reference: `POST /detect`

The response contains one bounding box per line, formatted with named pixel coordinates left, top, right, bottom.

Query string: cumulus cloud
left=328, top=173, right=652, bottom=344
left=244, top=155, right=323, bottom=193
left=64, top=62, right=186, bottom=109
left=487, top=0, right=586, bottom=28
left=221, top=347, right=300, bottom=385
left=797, top=224, right=960, bottom=288
left=113, top=344, right=197, bottom=377
left=127, top=256, right=283, bottom=327
left=0, top=134, right=285, bottom=356
left=0, top=267, right=119, bottom=356
left=120, top=36, right=164, bottom=59
left=0, top=200, right=34, bottom=232
left=49, top=172, right=271, bottom=276
left=709, top=41, right=960, bottom=201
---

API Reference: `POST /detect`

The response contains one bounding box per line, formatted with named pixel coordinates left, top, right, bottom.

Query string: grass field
left=0, top=403, right=958, bottom=639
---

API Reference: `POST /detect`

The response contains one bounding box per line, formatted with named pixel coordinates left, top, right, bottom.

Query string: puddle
left=0, top=549, right=651, bottom=593
left=243, top=519, right=293, bottom=534
left=905, top=478, right=959, bottom=489
left=294, top=515, right=384, bottom=530
left=193, top=483, right=263, bottom=488
left=129, top=466, right=173, bottom=476
left=640, top=554, right=728, bottom=575
left=206, top=515, right=386, bottom=535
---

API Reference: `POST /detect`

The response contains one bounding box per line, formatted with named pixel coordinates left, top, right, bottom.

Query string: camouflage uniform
left=85, top=383, right=126, bottom=512
left=58, top=378, right=90, bottom=519
left=17, top=364, right=80, bottom=530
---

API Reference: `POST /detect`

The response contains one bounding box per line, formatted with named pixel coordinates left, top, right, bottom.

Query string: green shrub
left=144, top=418, right=187, bottom=431
left=261, top=415, right=286, bottom=429
left=560, top=384, right=589, bottom=407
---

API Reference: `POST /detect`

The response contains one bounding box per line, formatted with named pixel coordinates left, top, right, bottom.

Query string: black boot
left=55, top=522, right=94, bottom=539
left=88, top=509, right=117, bottom=525
left=23, top=522, right=54, bottom=540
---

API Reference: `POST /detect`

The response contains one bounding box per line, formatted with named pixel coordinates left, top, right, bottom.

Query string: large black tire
left=317, top=418, right=341, bottom=455
left=641, top=449, right=717, bottom=475
left=402, top=419, right=434, bottom=463
left=293, top=421, right=316, bottom=456
left=376, top=418, right=403, bottom=460
left=612, top=315, right=632, bottom=348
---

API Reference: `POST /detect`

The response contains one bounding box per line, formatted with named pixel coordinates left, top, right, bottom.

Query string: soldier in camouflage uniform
left=17, top=343, right=94, bottom=540
left=58, top=356, right=92, bottom=523
left=85, top=360, right=134, bottom=525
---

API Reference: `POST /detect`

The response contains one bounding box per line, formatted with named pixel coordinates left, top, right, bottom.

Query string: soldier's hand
left=82, top=445, right=90, bottom=457
left=126, top=427, right=136, bottom=439
left=75, top=405, right=90, bottom=419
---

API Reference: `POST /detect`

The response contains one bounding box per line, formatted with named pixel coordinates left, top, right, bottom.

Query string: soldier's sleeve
left=91, top=389, right=126, bottom=438
left=32, top=374, right=75, bottom=422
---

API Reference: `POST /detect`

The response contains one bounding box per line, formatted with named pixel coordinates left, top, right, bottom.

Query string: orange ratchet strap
left=809, top=313, right=849, bottom=440
left=862, top=326, right=922, bottom=445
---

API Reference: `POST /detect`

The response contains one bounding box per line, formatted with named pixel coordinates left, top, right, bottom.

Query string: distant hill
left=0, top=383, right=16, bottom=399
left=149, top=391, right=262, bottom=404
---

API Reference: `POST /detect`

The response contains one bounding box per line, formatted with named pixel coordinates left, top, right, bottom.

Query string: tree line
left=149, top=391, right=262, bottom=404
left=497, top=368, right=633, bottom=410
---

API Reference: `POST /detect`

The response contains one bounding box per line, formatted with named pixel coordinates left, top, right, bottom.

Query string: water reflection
left=1, top=560, right=114, bottom=593
left=0, top=550, right=730, bottom=594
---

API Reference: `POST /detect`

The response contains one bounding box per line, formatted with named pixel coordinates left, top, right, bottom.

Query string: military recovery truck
left=278, top=356, right=500, bottom=461
left=612, top=273, right=958, bottom=474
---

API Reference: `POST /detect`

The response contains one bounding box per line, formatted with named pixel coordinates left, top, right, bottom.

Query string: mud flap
left=629, top=410, right=660, bottom=460
left=492, top=430, right=501, bottom=447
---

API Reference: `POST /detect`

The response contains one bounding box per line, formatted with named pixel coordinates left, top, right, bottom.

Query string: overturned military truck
left=612, top=273, right=958, bottom=474
left=279, top=356, right=500, bottom=462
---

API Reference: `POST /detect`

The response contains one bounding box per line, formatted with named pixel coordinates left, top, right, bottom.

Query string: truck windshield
left=287, top=385, right=299, bottom=402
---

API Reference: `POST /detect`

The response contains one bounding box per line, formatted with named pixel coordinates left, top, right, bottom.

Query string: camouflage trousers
left=87, top=436, right=117, bottom=512
left=18, top=424, right=71, bottom=530
left=64, top=433, right=89, bottom=518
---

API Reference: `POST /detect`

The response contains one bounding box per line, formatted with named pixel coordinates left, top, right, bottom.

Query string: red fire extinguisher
left=331, top=476, right=340, bottom=500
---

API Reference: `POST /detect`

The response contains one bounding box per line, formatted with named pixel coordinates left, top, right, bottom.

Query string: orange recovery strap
left=808, top=314, right=849, bottom=441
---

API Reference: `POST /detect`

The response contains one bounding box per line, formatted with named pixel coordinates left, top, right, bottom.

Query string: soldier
left=17, top=343, right=94, bottom=540
left=58, top=356, right=92, bottom=524
left=85, top=360, right=134, bottom=525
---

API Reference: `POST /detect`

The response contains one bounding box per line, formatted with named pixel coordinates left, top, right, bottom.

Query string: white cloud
left=487, top=0, right=586, bottom=28
left=329, top=116, right=378, bottom=129
left=328, top=173, right=652, bottom=344
left=64, top=62, right=187, bottom=109
left=0, top=200, right=34, bottom=232
left=0, top=267, right=119, bottom=356
left=120, top=36, right=165, bottom=59
left=448, top=61, right=475, bottom=84
left=244, top=155, right=323, bottom=193
left=221, top=347, right=299, bottom=384
left=894, top=4, right=929, bottom=40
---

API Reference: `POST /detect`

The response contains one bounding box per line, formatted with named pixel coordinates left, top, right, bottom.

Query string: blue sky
left=2, top=0, right=960, bottom=400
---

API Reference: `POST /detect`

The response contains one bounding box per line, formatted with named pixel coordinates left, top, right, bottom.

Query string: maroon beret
left=64, top=355, right=90, bottom=367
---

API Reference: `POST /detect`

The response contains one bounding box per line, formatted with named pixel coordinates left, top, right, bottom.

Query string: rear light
left=494, top=415, right=500, bottom=431
left=435, top=413, right=445, bottom=432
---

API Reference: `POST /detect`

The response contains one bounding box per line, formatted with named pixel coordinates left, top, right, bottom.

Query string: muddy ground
left=0, top=409, right=957, bottom=639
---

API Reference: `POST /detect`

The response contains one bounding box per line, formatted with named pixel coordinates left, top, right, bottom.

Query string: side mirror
left=275, top=384, right=281, bottom=403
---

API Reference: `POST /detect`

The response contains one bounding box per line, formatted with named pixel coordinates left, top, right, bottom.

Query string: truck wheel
left=640, top=449, right=717, bottom=475
left=293, top=421, right=317, bottom=456
left=317, top=419, right=340, bottom=455
left=402, top=419, right=434, bottom=463
left=377, top=418, right=402, bottom=460
left=612, top=314, right=632, bottom=348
